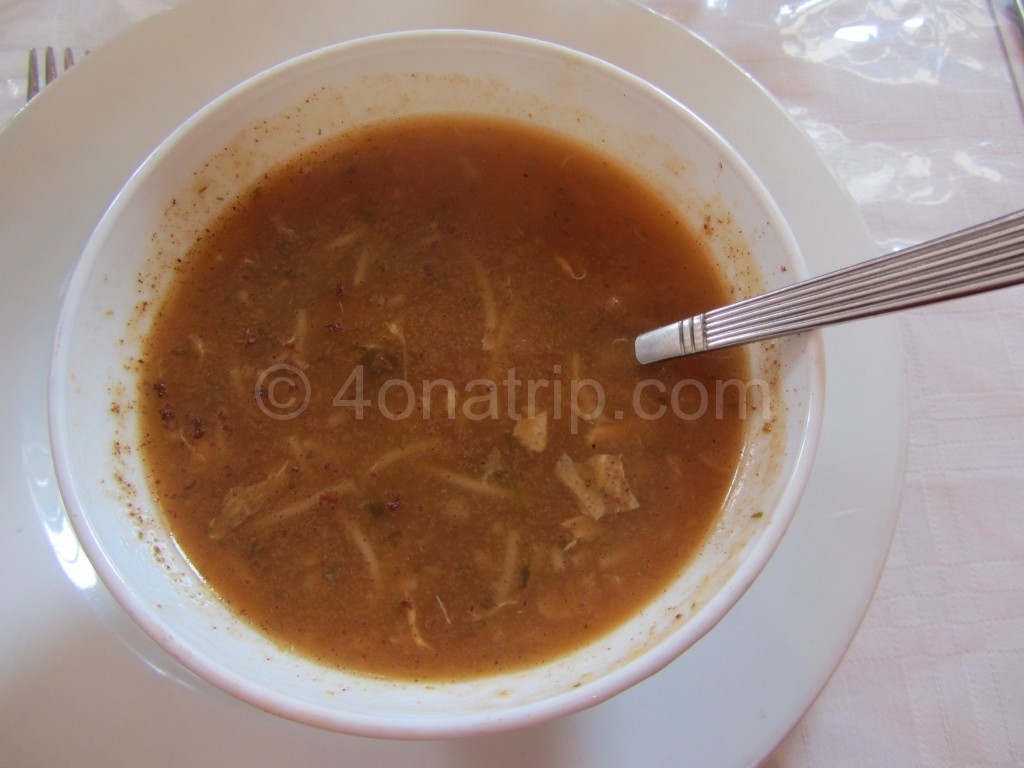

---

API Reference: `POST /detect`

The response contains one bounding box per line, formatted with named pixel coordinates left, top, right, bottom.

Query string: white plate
left=0, top=0, right=907, bottom=765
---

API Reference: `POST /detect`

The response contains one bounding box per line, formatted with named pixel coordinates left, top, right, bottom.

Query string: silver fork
left=26, top=47, right=76, bottom=101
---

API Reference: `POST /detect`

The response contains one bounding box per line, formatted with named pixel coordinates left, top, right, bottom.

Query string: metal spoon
left=635, top=209, right=1024, bottom=364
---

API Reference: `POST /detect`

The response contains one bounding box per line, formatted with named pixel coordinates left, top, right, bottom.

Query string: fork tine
left=27, top=46, right=78, bottom=102
left=44, top=46, right=58, bottom=86
left=26, top=48, right=40, bottom=101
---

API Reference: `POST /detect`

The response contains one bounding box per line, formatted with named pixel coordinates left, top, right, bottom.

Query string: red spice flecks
left=190, top=416, right=206, bottom=439
left=325, top=321, right=344, bottom=332
left=154, top=381, right=167, bottom=397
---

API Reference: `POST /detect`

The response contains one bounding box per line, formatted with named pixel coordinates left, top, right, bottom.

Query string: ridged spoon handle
left=635, top=209, right=1024, bottom=364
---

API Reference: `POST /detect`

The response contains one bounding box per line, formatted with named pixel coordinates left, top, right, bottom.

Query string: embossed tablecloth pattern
left=3, top=1, right=1022, bottom=765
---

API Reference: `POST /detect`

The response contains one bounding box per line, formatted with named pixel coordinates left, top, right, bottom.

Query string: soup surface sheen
left=139, top=115, right=751, bottom=680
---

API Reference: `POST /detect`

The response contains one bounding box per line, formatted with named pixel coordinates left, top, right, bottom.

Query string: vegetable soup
left=138, top=115, right=754, bottom=680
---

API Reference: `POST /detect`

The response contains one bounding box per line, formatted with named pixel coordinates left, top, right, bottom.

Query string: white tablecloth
left=2, top=1, right=1021, bottom=765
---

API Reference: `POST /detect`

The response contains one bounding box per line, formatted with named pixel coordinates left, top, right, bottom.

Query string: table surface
left=1, top=1, right=1022, bottom=766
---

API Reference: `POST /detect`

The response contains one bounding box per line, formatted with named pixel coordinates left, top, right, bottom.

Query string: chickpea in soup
left=138, top=115, right=753, bottom=680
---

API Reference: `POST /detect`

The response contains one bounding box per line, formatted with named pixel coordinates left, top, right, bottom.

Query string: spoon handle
left=635, top=208, right=1024, bottom=364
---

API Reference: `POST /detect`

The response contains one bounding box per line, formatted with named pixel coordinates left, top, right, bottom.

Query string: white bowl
left=49, top=30, right=823, bottom=738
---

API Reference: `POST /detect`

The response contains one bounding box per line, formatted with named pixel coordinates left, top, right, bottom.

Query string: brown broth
left=138, top=115, right=751, bottom=680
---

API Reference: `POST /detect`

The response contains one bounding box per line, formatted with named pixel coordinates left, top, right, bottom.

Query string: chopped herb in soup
left=138, top=115, right=752, bottom=680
